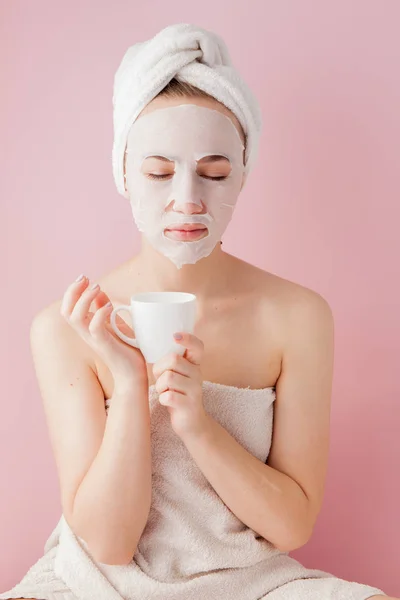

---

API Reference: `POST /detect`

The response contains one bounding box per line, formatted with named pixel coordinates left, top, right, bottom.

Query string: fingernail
left=90, top=282, right=100, bottom=290
left=173, top=332, right=182, bottom=340
left=75, top=273, right=85, bottom=282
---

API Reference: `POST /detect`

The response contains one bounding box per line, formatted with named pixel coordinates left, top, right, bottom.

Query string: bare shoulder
left=229, top=255, right=333, bottom=328
left=30, top=298, right=72, bottom=344
left=29, top=257, right=127, bottom=363
left=31, top=298, right=70, bottom=338
left=270, top=272, right=334, bottom=332
left=270, top=273, right=334, bottom=346
left=29, top=262, right=131, bottom=403
left=30, top=298, right=97, bottom=370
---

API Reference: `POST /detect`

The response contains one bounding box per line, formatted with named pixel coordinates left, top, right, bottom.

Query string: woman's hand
left=60, top=274, right=148, bottom=391
left=152, top=332, right=209, bottom=438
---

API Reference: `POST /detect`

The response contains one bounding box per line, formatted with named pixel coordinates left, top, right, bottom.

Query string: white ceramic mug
left=110, top=291, right=197, bottom=364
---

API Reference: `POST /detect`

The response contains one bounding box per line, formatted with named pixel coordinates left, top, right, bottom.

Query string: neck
left=128, top=237, right=231, bottom=299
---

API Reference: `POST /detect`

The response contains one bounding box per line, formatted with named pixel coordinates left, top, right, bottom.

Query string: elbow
left=79, top=535, right=136, bottom=565
left=91, top=548, right=135, bottom=566
left=275, top=536, right=309, bottom=554
left=274, top=523, right=314, bottom=554
left=71, top=524, right=137, bottom=566
left=66, top=507, right=137, bottom=566
left=274, top=497, right=318, bottom=553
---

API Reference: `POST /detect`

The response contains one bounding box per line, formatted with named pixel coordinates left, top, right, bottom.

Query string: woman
left=1, top=23, right=394, bottom=600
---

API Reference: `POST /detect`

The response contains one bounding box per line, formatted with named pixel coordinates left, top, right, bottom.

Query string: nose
left=171, top=200, right=205, bottom=215
left=170, top=169, right=205, bottom=214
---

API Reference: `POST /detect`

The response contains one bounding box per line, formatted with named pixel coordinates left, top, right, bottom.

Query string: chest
left=97, top=294, right=281, bottom=400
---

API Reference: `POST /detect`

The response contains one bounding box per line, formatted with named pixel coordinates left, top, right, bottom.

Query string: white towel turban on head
left=112, top=23, right=263, bottom=198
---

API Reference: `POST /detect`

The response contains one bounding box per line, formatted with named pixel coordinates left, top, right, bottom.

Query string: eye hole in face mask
left=146, top=173, right=227, bottom=181
left=142, top=154, right=231, bottom=182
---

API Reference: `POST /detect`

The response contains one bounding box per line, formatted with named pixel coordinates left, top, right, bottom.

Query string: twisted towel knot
left=112, top=23, right=262, bottom=198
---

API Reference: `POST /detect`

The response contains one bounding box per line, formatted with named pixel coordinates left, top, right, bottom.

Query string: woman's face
left=124, top=97, right=246, bottom=269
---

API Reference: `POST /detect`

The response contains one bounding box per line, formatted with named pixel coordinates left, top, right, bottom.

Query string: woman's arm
left=179, top=290, right=334, bottom=553
left=30, top=303, right=152, bottom=565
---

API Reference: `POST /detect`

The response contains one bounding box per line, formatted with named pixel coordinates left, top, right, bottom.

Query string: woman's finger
left=155, top=370, right=194, bottom=397
left=90, top=300, right=133, bottom=343
left=69, top=283, right=102, bottom=329
left=158, top=389, right=185, bottom=408
left=60, top=275, right=91, bottom=318
left=171, top=332, right=204, bottom=366
left=152, top=351, right=199, bottom=381
left=92, top=289, right=112, bottom=309
left=88, top=301, right=114, bottom=341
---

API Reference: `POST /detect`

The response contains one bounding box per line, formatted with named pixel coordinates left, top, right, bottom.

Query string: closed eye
left=146, top=173, right=227, bottom=181
left=146, top=173, right=170, bottom=180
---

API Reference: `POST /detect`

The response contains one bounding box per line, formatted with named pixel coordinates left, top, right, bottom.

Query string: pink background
left=1, top=0, right=399, bottom=596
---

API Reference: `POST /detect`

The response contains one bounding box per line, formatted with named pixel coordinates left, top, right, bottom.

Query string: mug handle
left=110, top=305, right=140, bottom=348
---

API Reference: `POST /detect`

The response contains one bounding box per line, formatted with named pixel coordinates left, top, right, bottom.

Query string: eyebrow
left=197, top=155, right=230, bottom=163
left=143, top=155, right=230, bottom=163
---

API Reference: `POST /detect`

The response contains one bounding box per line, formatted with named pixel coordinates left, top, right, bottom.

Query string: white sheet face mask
left=124, top=104, right=245, bottom=269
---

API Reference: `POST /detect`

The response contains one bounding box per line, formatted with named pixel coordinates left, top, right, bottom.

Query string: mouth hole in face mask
left=162, top=227, right=210, bottom=242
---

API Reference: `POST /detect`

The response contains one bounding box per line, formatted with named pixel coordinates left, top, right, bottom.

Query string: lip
left=164, top=227, right=208, bottom=241
left=166, top=224, right=207, bottom=232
